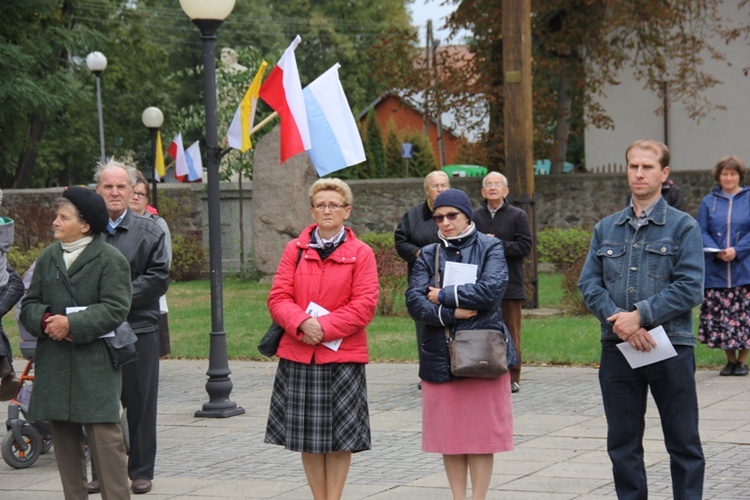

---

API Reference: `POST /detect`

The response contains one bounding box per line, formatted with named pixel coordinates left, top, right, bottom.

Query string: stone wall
left=1, top=169, right=715, bottom=276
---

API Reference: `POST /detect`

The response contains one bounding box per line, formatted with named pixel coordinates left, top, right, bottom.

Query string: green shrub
left=8, top=243, right=46, bottom=276
left=171, top=233, right=207, bottom=282
left=537, top=227, right=592, bottom=315
left=359, top=232, right=408, bottom=316
left=537, top=227, right=592, bottom=270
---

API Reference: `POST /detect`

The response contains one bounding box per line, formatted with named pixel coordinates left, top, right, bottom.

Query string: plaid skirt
left=265, top=359, right=371, bottom=454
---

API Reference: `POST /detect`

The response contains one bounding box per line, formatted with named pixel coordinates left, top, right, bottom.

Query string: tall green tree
left=363, top=110, right=385, bottom=179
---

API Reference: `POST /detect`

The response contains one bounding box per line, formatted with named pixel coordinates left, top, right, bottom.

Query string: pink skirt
left=422, top=372, right=514, bottom=454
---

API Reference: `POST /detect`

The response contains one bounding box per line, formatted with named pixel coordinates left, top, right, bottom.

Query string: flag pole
left=250, top=111, right=278, bottom=135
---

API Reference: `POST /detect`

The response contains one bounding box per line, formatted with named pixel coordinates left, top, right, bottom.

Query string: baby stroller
left=2, top=316, right=53, bottom=468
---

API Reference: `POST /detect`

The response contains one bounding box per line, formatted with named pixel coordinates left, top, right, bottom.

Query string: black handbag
left=258, top=249, right=304, bottom=357
left=57, top=264, right=138, bottom=369
left=434, top=246, right=507, bottom=379
left=104, top=322, right=139, bottom=368
left=258, top=322, right=285, bottom=357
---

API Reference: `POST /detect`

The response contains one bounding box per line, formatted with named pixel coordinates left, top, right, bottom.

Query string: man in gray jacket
left=91, top=160, right=169, bottom=495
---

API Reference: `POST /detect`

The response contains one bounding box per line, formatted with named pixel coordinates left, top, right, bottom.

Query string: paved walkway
left=2, top=360, right=748, bottom=499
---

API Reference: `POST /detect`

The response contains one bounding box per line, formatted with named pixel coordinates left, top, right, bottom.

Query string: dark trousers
left=51, top=420, right=129, bottom=499
left=501, top=299, right=523, bottom=384
left=599, top=344, right=704, bottom=500
left=121, top=329, right=160, bottom=480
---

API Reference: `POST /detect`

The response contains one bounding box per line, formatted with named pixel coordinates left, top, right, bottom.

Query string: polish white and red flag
left=258, top=35, right=311, bottom=164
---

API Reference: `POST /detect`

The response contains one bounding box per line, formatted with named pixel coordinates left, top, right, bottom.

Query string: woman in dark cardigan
left=21, top=187, right=132, bottom=499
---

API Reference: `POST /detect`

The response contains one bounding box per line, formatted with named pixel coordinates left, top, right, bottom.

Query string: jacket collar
left=615, top=196, right=668, bottom=227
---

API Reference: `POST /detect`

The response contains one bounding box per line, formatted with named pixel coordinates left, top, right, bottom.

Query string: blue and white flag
left=303, top=64, right=366, bottom=176
left=185, top=141, right=203, bottom=182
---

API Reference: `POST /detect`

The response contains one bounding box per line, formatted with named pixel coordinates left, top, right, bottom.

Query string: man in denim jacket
left=579, top=139, right=705, bottom=499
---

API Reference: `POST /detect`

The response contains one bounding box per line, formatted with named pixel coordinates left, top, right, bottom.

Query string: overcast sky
left=408, top=0, right=470, bottom=45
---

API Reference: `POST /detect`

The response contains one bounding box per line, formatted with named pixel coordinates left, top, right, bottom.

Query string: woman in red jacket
left=265, top=178, right=379, bottom=500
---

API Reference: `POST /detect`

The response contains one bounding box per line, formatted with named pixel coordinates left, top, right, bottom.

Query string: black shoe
left=511, top=382, right=520, bottom=394
left=734, top=363, right=749, bottom=376
left=417, top=381, right=422, bottom=390
left=720, top=362, right=737, bottom=376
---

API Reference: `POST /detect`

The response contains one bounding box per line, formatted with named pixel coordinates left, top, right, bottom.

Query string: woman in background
left=129, top=170, right=172, bottom=358
left=698, top=155, right=750, bottom=376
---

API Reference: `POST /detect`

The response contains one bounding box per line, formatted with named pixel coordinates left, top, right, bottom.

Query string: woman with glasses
left=406, top=188, right=513, bottom=500
left=129, top=171, right=171, bottom=358
left=265, top=178, right=379, bottom=500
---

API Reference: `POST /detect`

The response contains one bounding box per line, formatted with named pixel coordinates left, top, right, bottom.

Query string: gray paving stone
left=1, top=360, right=747, bottom=498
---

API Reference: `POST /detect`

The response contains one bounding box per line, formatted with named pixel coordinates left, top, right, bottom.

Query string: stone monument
left=251, top=126, right=318, bottom=277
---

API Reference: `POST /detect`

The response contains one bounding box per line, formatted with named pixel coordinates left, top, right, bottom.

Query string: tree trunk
left=551, top=58, right=572, bottom=175
left=14, top=113, right=46, bottom=188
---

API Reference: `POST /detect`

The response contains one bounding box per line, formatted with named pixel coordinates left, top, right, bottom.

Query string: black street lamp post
left=141, top=106, right=164, bottom=210
left=86, top=51, right=107, bottom=164
left=180, top=0, right=244, bottom=418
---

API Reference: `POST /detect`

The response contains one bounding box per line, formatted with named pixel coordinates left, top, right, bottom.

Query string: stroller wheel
left=2, top=426, right=42, bottom=469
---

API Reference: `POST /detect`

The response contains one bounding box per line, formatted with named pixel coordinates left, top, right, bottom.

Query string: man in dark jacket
left=395, top=171, right=450, bottom=385
left=473, top=172, right=532, bottom=393
left=92, top=160, right=169, bottom=495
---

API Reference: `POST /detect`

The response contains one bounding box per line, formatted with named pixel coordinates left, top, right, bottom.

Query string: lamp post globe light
left=86, top=51, right=107, bottom=164
left=141, top=106, right=164, bottom=210
left=180, top=0, right=244, bottom=418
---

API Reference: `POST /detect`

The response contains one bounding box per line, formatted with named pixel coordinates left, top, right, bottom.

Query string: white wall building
left=585, top=1, right=750, bottom=172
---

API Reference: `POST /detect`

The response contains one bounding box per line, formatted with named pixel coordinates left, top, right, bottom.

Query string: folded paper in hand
left=306, top=301, right=342, bottom=351
left=616, top=325, right=677, bottom=368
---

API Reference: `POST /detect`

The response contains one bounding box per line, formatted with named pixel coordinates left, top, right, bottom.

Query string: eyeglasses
left=484, top=182, right=506, bottom=188
left=433, top=212, right=461, bottom=224
left=312, top=203, right=347, bottom=212
left=133, top=192, right=148, bottom=199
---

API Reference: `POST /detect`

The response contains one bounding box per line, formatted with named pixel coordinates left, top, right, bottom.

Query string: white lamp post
left=86, top=51, right=108, bottom=164
left=180, top=0, right=244, bottom=419
left=141, top=106, right=164, bottom=209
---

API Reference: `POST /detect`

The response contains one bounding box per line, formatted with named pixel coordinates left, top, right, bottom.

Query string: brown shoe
left=131, top=479, right=152, bottom=494
left=0, top=375, right=20, bottom=401
left=87, top=480, right=100, bottom=494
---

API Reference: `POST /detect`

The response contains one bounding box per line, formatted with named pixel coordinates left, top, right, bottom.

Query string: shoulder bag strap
left=55, top=263, right=80, bottom=307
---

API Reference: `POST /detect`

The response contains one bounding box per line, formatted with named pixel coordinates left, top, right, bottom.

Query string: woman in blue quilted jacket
left=406, top=188, right=513, bottom=500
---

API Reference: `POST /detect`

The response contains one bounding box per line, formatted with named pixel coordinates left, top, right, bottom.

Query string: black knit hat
left=63, top=186, right=109, bottom=235
left=433, top=189, right=473, bottom=222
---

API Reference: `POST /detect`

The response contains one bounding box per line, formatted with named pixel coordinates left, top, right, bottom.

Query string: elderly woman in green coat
left=21, top=187, right=132, bottom=499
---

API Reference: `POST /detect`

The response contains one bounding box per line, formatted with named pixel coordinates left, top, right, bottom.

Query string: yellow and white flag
left=227, top=61, right=268, bottom=152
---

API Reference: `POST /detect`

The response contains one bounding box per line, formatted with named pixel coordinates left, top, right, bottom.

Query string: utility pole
left=424, top=20, right=432, bottom=138
left=433, top=39, right=447, bottom=168
left=503, top=0, right=538, bottom=308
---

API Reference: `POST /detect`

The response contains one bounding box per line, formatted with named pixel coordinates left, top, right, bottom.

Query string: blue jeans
left=599, top=344, right=704, bottom=500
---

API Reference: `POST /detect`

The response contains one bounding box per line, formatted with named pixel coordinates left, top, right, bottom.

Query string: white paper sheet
left=616, top=325, right=677, bottom=368
left=305, top=301, right=342, bottom=351
left=65, top=306, right=115, bottom=338
left=443, top=261, right=478, bottom=287
left=703, top=247, right=722, bottom=253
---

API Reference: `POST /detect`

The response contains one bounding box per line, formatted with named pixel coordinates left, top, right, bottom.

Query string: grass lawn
left=2, top=273, right=728, bottom=369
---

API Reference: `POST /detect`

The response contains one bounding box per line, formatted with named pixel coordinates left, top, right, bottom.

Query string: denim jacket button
left=633, top=243, right=639, bottom=248
left=661, top=246, right=667, bottom=252
left=630, top=266, right=637, bottom=271
left=607, top=250, right=613, bottom=255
